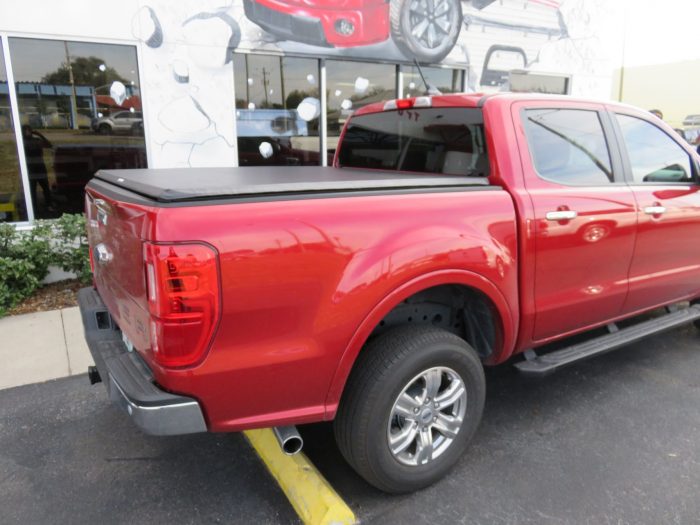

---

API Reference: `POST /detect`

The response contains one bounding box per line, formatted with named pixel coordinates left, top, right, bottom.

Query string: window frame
left=609, top=110, right=699, bottom=186
left=325, top=58, right=400, bottom=163
left=398, top=64, right=467, bottom=98
left=520, top=106, right=624, bottom=187
left=232, top=50, right=468, bottom=167
left=0, top=31, right=150, bottom=225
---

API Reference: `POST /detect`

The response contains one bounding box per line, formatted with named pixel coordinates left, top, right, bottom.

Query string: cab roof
left=353, top=92, right=635, bottom=117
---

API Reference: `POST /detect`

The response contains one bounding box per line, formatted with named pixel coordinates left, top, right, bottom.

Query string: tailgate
left=85, top=188, right=153, bottom=355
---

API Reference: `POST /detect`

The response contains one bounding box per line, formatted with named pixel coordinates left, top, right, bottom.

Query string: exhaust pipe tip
left=88, top=366, right=102, bottom=385
left=272, top=426, right=304, bottom=455
left=281, top=435, right=303, bottom=455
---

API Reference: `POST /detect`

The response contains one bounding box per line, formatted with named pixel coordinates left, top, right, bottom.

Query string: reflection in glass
left=338, top=108, right=488, bottom=177
left=9, top=38, right=146, bottom=219
left=234, top=54, right=320, bottom=167
left=524, top=109, right=613, bottom=185
left=616, top=114, right=693, bottom=184
left=402, top=66, right=464, bottom=98
left=0, top=40, right=27, bottom=222
left=326, top=60, right=396, bottom=160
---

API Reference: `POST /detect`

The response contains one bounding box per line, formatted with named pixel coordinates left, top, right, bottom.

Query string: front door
left=612, top=111, right=700, bottom=313
left=516, top=103, right=638, bottom=341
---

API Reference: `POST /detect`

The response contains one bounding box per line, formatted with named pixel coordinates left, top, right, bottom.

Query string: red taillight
left=143, top=242, right=220, bottom=368
left=383, top=96, right=432, bottom=111
left=396, top=98, right=414, bottom=109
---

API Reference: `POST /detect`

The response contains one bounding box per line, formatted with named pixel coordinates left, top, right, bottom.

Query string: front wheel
left=334, top=325, right=485, bottom=493
left=390, top=0, right=463, bottom=64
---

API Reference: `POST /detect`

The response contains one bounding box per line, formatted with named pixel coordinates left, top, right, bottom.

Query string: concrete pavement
left=0, top=307, right=93, bottom=390
left=2, top=308, right=700, bottom=524
left=3, top=325, right=700, bottom=524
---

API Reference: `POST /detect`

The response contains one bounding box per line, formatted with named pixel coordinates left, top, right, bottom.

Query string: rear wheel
left=334, top=325, right=485, bottom=493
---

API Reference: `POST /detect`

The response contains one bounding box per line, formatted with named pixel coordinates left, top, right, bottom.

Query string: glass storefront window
left=0, top=40, right=27, bottom=222
left=234, top=54, right=320, bottom=167
left=402, top=66, right=464, bottom=98
left=9, top=38, right=146, bottom=219
left=326, top=60, right=396, bottom=160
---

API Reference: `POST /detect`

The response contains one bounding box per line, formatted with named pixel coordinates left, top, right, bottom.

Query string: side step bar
left=515, top=304, right=700, bottom=377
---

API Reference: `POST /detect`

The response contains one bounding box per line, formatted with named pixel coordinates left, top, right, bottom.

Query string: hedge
left=0, top=214, right=91, bottom=316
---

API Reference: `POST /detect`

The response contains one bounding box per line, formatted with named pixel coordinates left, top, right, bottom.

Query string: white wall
left=621, top=0, right=700, bottom=68
left=0, top=0, right=139, bottom=41
left=130, top=1, right=237, bottom=168
left=1, top=0, right=238, bottom=170
left=0, top=0, right=636, bottom=172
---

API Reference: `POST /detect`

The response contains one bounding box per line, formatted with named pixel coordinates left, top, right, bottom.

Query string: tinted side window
left=616, top=114, right=693, bottom=184
left=523, top=108, right=613, bottom=185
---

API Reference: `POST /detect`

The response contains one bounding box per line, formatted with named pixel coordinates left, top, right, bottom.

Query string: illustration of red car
left=243, top=0, right=467, bottom=63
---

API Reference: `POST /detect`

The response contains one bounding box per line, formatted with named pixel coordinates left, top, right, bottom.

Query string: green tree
left=285, top=88, right=319, bottom=110
left=42, top=56, right=127, bottom=87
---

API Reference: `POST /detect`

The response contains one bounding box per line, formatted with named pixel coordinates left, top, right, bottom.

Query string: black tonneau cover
left=94, top=166, right=489, bottom=203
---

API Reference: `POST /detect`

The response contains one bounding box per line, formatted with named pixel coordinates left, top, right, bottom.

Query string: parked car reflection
left=91, top=110, right=143, bottom=136
left=237, top=108, right=320, bottom=166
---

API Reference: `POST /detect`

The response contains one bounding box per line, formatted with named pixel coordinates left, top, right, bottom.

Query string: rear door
left=610, top=110, right=700, bottom=313
left=514, top=102, right=638, bottom=341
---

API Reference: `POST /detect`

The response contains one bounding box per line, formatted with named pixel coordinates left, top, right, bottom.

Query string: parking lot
left=3, top=325, right=700, bottom=524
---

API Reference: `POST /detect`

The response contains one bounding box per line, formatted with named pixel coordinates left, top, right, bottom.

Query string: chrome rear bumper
left=78, top=287, right=207, bottom=436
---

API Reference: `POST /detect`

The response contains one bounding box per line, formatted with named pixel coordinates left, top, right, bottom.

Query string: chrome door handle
left=545, top=210, right=578, bottom=221
left=644, top=206, right=666, bottom=215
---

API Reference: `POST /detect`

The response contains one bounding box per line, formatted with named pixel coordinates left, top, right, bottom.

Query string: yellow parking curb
left=244, top=428, right=357, bottom=525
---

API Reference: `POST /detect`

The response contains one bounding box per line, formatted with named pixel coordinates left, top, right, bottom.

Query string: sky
left=8, top=37, right=140, bottom=85
left=621, top=0, right=700, bottom=67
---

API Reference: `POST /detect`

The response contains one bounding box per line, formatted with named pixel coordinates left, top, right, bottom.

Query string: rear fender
left=323, top=269, right=517, bottom=419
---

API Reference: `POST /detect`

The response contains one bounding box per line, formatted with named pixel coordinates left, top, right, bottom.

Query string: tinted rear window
left=337, top=107, right=488, bottom=177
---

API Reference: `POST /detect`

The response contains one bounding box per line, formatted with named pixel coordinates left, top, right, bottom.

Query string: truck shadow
left=300, top=324, right=700, bottom=507
left=5, top=325, right=698, bottom=524
left=0, top=376, right=297, bottom=525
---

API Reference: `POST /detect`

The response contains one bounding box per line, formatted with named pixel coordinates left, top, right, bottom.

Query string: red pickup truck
left=80, top=93, right=700, bottom=493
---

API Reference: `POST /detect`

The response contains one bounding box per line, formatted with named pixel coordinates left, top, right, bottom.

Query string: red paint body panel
left=609, top=105, right=700, bottom=314
left=87, top=189, right=517, bottom=431
left=622, top=184, right=700, bottom=311
left=251, top=0, right=390, bottom=47
left=509, top=99, right=638, bottom=342
left=86, top=93, right=700, bottom=432
left=86, top=195, right=156, bottom=354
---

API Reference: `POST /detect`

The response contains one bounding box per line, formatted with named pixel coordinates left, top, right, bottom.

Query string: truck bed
left=93, top=166, right=490, bottom=203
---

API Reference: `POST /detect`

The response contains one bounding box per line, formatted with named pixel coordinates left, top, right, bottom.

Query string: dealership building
left=0, top=0, right=696, bottom=225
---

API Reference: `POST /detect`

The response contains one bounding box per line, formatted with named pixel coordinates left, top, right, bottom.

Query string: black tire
left=98, top=123, right=112, bottom=135
left=334, top=325, right=485, bottom=493
left=691, top=299, right=700, bottom=330
left=390, top=0, right=463, bottom=64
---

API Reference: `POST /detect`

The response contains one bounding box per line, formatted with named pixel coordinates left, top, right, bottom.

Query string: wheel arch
left=324, top=269, right=517, bottom=419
